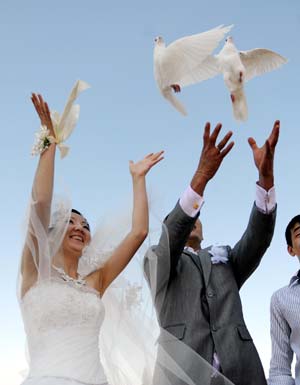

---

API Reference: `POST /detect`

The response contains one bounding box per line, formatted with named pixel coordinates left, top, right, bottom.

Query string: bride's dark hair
left=71, top=208, right=84, bottom=216
left=71, top=208, right=90, bottom=231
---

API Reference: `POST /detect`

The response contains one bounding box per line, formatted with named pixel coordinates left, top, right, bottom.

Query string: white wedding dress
left=20, top=272, right=109, bottom=385
left=18, top=195, right=160, bottom=385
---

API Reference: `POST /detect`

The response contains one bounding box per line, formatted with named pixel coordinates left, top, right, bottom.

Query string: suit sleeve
left=144, top=201, right=198, bottom=300
left=268, top=292, right=295, bottom=385
left=230, top=203, right=276, bottom=288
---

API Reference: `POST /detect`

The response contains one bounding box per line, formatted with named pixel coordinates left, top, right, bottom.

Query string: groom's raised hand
left=191, top=122, right=234, bottom=196
left=248, top=120, right=280, bottom=191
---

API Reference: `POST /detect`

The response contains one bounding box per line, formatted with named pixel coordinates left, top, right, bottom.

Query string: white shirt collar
left=184, top=246, right=199, bottom=254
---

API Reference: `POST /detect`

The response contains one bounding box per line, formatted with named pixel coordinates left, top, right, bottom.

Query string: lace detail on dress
left=125, top=282, right=143, bottom=311
left=21, top=280, right=104, bottom=334
left=52, top=265, right=87, bottom=288
left=20, top=280, right=108, bottom=384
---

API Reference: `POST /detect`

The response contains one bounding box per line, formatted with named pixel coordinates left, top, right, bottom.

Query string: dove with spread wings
left=213, top=36, right=287, bottom=121
left=154, top=28, right=287, bottom=120
left=153, top=25, right=233, bottom=116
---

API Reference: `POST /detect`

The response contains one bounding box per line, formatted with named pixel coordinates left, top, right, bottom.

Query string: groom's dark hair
left=285, top=215, right=300, bottom=247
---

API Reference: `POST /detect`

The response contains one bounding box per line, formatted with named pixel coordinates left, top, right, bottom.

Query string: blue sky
left=1, top=0, right=300, bottom=383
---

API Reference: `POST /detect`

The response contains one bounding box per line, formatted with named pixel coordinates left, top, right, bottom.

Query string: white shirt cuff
left=179, top=185, right=204, bottom=217
left=255, top=184, right=276, bottom=214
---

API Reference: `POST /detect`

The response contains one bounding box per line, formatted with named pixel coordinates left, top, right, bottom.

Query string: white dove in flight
left=153, top=25, right=233, bottom=116
left=206, top=36, right=288, bottom=121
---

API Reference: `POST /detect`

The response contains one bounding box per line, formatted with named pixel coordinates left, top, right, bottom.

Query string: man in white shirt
left=268, top=215, right=300, bottom=385
left=145, top=120, right=279, bottom=385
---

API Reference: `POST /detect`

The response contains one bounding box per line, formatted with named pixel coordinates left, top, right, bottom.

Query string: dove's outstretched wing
left=159, top=25, right=232, bottom=89
left=179, top=55, right=220, bottom=88
left=240, top=49, right=287, bottom=82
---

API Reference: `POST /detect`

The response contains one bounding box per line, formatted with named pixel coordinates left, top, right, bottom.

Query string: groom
left=144, top=121, right=279, bottom=385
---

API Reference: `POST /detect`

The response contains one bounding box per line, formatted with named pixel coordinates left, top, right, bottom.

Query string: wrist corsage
left=31, top=125, right=55, bottom=156
left=31, top=80, right=90, bottom=158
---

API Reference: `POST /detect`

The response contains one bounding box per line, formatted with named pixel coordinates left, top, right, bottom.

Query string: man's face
left=189, top=219, right=203, bottom=244
left=288, top=222, right=300, bottom=257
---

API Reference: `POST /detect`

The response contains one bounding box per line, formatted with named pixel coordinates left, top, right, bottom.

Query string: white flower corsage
left=31, top=125, right=55, bottom=156
left=209, top=245, right=229, bottom=265
left=31, top=80, right=90, bottom=158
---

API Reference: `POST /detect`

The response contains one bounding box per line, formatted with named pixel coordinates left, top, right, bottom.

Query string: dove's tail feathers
left=163, top=90, right=187, bottom=116
left=231, top=88, right=248, bottom=121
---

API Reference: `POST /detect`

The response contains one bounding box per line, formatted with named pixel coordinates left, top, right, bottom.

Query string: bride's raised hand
left=99, top=150, right=164, bottom=295
left=31, top=93, right=55, bottom=138
left=129, top=151, right=164, bottom=178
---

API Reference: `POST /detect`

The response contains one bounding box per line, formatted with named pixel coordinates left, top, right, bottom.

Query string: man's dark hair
left=285, top=215, right=300, bottom=247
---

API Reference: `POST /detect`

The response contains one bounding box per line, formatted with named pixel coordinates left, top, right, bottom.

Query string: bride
left=18, top=83, right=163, bottom=385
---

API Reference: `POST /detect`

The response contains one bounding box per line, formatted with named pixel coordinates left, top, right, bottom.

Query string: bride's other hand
left=129, top=151, right=164, bottom=178
left=31, top=93, right=55, bottom=138
left=98, top=151, right=164, bottom=295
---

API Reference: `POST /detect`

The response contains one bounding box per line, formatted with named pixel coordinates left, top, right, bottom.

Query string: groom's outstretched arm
left=144, top=122, right=234, bottom=298
left=230, top=199, right=276, bottom=289
left=230, top=120, right=279, bottom=288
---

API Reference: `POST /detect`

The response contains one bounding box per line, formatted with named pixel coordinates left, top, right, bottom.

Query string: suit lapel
left=199, top=249, right=212, bottom=288
left=183, top=250, right=202, bottom=273
left=183, top=248, right=212, bottom=287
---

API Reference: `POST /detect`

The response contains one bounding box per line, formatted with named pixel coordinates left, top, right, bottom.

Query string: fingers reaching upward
left=31, top=93, right=55, bottom=137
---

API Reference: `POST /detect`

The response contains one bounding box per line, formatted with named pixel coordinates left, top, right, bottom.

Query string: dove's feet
left=230, top=93, right=235, bottom=103
left=171, top=84, right=181, bottom=93
left=239, top=71, right=243, bottom=83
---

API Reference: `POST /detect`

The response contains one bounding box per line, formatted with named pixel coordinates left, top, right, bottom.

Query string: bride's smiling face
left=62, top=212, right=91, bottom=256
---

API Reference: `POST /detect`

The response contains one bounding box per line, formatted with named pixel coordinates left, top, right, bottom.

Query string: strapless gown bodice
left=20, top=279, right=108, bottom=385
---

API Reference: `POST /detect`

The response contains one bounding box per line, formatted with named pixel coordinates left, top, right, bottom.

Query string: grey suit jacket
left=144, top=202, right=276, bottom=385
